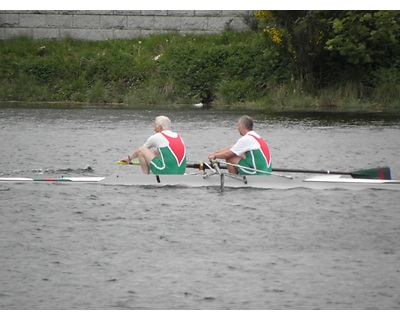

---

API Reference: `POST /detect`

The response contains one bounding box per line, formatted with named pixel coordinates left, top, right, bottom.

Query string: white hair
left=155, top=116, right=171, bottom=130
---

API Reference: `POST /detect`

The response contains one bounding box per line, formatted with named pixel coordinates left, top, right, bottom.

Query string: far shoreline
left=1, top=100, right=400, bottom=114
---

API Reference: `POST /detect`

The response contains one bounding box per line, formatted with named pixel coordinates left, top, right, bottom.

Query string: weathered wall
left=0, top=10, right=253, bottom=40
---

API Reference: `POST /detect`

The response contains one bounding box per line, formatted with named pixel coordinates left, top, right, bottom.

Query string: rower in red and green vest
left=208, top=115, right=272, bottom=175
left=120, top=116, right=186, bottom=174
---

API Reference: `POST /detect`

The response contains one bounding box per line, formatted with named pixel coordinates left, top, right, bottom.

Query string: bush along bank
left=0, top=31, right=399, bottom=111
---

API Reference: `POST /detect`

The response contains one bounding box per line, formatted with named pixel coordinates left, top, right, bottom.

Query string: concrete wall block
left=113, top=11, right=141, bottom=16
left=195, top=10, right=222, bottom=17
left=20, top=10, right=52, bottom=14
left=140, top=11, right=168, bottom=16
left=208, top=16, right=247, bottom=31
left=101, top=15, right=127, bottom=30
left=33, top=28, right=60, bottom=39
left=66, top=11, right=98, bottom=15
left=73, top=14, right=101, bottom=29
left=42, top=11, right=62, bottom=14
left=46, top=14, right=73, bottom=28
left=207, top=17, right=228, bottom=31
left=221, top=10, right=250, bottom=17
left=228, top=17, right=248, bottom=30
left=168, top=11, right=195, bottom=17
left=19, top=13, right=46, bottom=28
left=128, top=16, right=154, bottom=30
left=89, top=11, right=114, bottom=15
left=0, top=13, right=19, bottom=28
left=3, top=27, right=33, bottom=39
left=181, top=17, right=208, bottom=31
left=60, top=11, right=82, bottom=15
left=154, top=16, right=181, bottom=30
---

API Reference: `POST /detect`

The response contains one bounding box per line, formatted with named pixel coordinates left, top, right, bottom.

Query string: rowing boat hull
left=0, top=177, right=104, bottom=182
left=1, top=174, right=399, bottom=190
left=100, top=173, right=400, bottom=190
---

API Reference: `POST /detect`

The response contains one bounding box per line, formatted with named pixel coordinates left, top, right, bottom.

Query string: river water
left=1, top=105, right=400, bottom=310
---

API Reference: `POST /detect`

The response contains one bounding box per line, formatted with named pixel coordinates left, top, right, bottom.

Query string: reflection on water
left=2, top=101, right=400, bottom=125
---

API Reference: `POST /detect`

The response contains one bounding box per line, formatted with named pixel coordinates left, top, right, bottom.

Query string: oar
left=271, top=167, right=391, bottom=180
left=117, top=160, right=135, bottom=165
left=187, top=163, right=391, bottom=180
left=117, top=160, right=391, bottom=180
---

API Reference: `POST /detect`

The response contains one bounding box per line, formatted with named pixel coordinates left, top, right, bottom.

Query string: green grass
left=0, top=33, right=399, bottom=111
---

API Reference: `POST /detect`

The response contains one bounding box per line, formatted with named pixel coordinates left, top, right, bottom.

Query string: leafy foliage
left=326, top=11, right=400, bottom=66
left=159, top=33, right=289, bottom=104
left=254, top=10, right=400, bottom=107
left=1, top=12, right=400, bottom=110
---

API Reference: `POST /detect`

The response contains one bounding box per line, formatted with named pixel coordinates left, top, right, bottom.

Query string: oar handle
left=117, top=160, right=139, bottom=165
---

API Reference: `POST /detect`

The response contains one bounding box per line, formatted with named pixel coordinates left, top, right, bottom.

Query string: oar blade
left=351, top=167, right=391, bottom=180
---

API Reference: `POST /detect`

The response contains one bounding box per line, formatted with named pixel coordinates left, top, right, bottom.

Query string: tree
left=325, top=11, right=400, bottom=67
left=255, top=11, right=333, bottom=87
left=255, top=10, right=400, bottom=89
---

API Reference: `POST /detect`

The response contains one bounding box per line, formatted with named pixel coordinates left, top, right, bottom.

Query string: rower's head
left=154, top=115, right=171, bottom=132
left=237, top=115, right=253, bottom=135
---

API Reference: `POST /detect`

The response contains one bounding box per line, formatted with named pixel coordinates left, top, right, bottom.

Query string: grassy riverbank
left=1, top=32, right=399, bottom=111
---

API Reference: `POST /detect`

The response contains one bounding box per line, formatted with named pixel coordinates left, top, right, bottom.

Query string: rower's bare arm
left=209, top=146, right=235, bottom=160
left=120, top=149, right=140, bottom=163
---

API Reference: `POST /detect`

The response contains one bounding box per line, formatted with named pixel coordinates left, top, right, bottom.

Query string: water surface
left=1, top=106, right=400, bottom=309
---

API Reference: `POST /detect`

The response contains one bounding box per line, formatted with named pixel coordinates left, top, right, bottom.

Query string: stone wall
left=0, top=10, right=253, bottom=40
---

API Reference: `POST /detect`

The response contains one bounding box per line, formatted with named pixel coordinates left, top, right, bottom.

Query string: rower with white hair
left=120, top=116, right=186, bottom=174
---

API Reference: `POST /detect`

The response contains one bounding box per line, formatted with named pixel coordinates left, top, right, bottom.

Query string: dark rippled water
left=1, top=105, right=400, bottom=309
